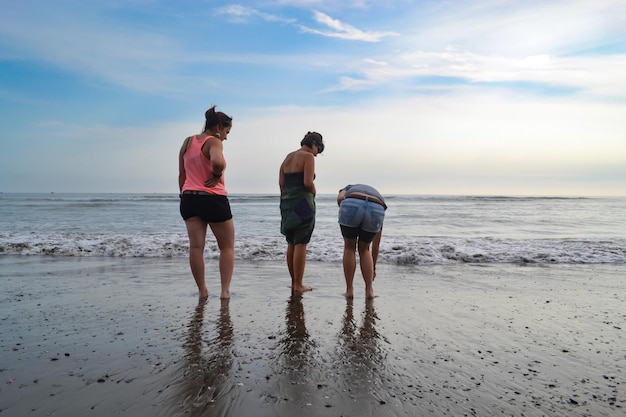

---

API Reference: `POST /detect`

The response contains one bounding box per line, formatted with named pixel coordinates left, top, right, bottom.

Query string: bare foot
left=220, top=290, right=231, bottom=299
left=366, top=291, right=376, bottom=299
left=344, top=285, right=354, bottom=298
left=199, top=288, right=209, bottom=299
left=292, top=285, right=313, bottom=292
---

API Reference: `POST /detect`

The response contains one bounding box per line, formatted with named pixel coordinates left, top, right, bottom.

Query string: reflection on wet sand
left=335, top=299, right=388, bottom=407
left=269, top=293, right=318, bottom=405
left=157, top=296, right=400, bottom=416
left=178, top=298, right=234, bottom=416
left=281, top=293, right=314, bottom=361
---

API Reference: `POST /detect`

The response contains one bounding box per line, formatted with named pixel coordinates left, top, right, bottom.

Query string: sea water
left=0, top=193, right=625, bottom=264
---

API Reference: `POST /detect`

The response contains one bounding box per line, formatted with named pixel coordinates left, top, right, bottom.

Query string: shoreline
left=1, top=256, right=624, bottom=416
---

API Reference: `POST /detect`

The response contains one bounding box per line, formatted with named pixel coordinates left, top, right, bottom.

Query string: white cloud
left=4, top=1, right=623, bottom=101
left=401, top=0, right=626, bottom=56
left=299, top=10, right=399, bottom=42
left=2, top=89, right=625, bottom=195
left=318, top=48, right=626, bottom=99
left=215, top=4, right=295, bottom=24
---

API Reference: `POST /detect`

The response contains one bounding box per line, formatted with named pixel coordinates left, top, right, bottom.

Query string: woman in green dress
left=278, top=132, right=325, bottom=292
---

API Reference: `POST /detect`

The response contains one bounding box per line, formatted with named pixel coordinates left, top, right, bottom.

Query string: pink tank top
left=182, top=135, right=227, bottom=195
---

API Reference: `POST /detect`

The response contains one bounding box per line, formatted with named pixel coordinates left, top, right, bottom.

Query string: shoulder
left=202, top=135, right=223, bottom=150
left=180, top=136, right=194, bottom=154
left=281, top=150, right=296, bottom=163
left=202, top=135, right=220, bottom=144
left=301, top=152, right=315, bottom=169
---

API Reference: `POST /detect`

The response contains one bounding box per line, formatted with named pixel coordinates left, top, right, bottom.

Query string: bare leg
left=286, top=243, right=296, bottom=286
left=358, top=239, right=375, bottom=299
left=342, top=237, right=357, bottom=298
left=371, top=229, right=382, bottom=280
left=209, top=219, right=235, bottom=299
left=185, top=217, right=209, bottom=299
left=291, top=243, right=312, bottom=292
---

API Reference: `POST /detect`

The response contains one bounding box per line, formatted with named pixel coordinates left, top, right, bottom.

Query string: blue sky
left=1, top=0, right=625, bottom=196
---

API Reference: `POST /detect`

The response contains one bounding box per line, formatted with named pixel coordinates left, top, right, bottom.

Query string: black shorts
left=340, top=225, right=378, bottom=243
left=180, top=193, right=232, bottom=223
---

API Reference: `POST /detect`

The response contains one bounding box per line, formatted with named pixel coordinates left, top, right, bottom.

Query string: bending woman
left=179, top=106, right=234, bottom=299
left=337, top=184, right=387, bottom=299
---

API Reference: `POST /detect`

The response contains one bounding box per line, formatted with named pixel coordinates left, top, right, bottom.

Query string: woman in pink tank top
left=178, top=106, right=234, bottom=299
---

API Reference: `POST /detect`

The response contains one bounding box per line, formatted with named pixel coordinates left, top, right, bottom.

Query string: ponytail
left=203, top=105, right=233, bottom=132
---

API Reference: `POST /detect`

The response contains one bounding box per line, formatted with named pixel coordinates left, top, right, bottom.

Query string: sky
left=1, top=0, right=625, bottom=196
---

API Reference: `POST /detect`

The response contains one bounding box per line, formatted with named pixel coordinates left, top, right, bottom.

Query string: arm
left=278, top=164, right=285, bottom=194
left=302, top=153, right=316, bottom=196
left=337, top=189, right=346, bottom=206
left=203, top=137, right=226, bottom=187
left=178, top=137, right=191, bottom=192
left=207, top=138, right=226, bottom=175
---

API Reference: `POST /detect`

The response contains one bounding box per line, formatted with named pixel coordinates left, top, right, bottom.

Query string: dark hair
left=203, top=105, right=233, bottom=132
left=300, top=131, right=324, bottom=154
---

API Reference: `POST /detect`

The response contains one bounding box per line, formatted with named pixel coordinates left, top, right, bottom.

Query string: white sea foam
left=1, top=193, right=625, bottom=265
left=1, top=232, right=624, bottom=264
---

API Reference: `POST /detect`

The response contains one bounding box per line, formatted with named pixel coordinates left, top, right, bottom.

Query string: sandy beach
left=0, top=256, right=624, bottom=416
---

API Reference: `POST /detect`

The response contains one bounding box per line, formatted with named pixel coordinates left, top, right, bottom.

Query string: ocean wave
left=1, top=232, right=625, bottom=265
left=1, top=193, right=594, bottom=204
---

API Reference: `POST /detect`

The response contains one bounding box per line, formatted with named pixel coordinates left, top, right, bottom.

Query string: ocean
left=0, top=193, right=625, bottom=265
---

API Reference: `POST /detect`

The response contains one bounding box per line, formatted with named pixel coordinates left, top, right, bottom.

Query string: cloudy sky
left=1, top=0, right=625, bottom=196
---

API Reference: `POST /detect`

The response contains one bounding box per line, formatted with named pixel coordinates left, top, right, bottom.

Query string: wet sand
left=0, top=256, right=624, bottom=416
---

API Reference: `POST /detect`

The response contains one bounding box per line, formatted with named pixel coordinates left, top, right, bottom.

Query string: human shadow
left=178, top=298, right=234, bottom=416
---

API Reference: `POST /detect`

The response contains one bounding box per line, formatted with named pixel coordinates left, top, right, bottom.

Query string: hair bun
left=304, top=131, right=322, bottom=141
left=301, top=131, right=324, bottom=153
left=205, top=106, right=217, bottom=120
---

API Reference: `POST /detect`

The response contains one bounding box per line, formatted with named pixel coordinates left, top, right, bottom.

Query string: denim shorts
left=338, top=198, right=385, bottom=239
